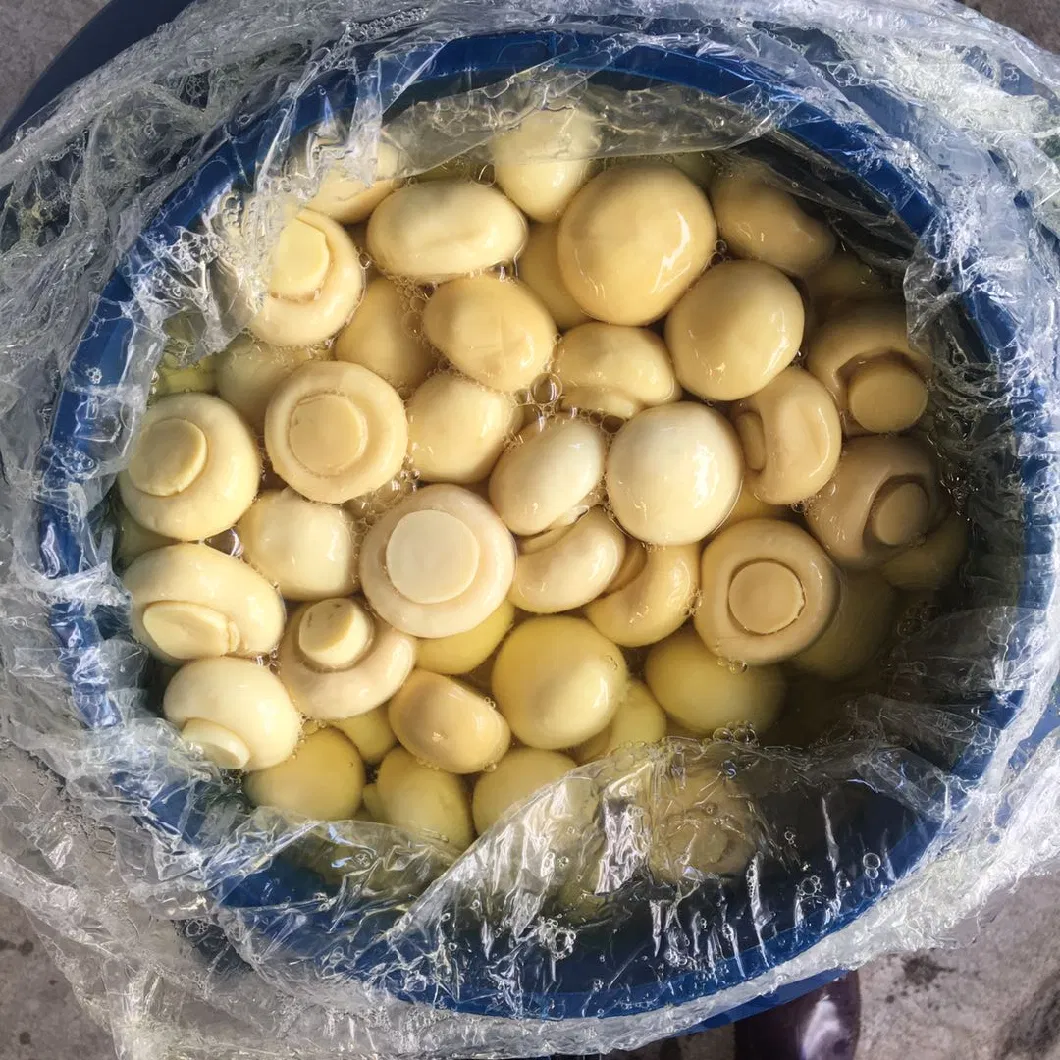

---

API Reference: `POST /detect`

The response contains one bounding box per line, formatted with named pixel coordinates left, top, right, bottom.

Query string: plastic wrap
left=2, top=0, right=1060, bottom=1056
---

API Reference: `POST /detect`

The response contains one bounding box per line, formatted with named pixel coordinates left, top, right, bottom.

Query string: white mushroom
left=244, top=726, right=366, bottom=820
left=406, top=373, right=521, bottom=484
left=729, top=367, right=842, bottom=505
left=492, top=615, right=628, bottom=750
left=118, top=393, right=260, bottom=541
left=644, top=628, right=786, bottom=736
left=572, top=680, right=666, bottom=764
left=164, top=657, right=301, bottom=770
left=805, top=435, right=942, bottom=568
left=491, top=106, right=599, bottom=222
left=665, top=259, right=805, bottom=401
left=508, top=507, right=626, bottom=613
left=216, top=334, right=323, bottom=432
left=359, top=484, right=516, bottom=638
left=115, top=503, right=175, bottom=566
left=389, top=670, right=511, bottom=773
left=793, top=569, right=898, bottom=680
left=374, top=747, right=475, bottom=850
left=422, top=275, right=557, bottom=393
left=606, top=402, right=743, bottom=545
left=263, top=360, right=407, bottom=504
left=554, top=322, right=679, bottom=420
left=803, top=252, right=889, bottom=318
left=694, top=518, right=840, bottom=665
left=806, top=304, right=931, bottom=435
left=415, top=601, right=516, bottom=676
left=237, top=489, right=359, bottom=601
left=276, top=598, right=416, bottom=719
left=557, top=163, right=716, bottom=325
left=584, top=541, right=699, bottom=648
left=367, top=181, right=527, bottom=282
left=332, top=706, right=397, bottom=766
left=489, top=416, right=607, bottom=536
left=471, top=747, right=576, bottom=834
left=123, top=543, right=285, bottom=663
left=247, top=209, right=365, bottom=347
left=515, top=224, right=590, bottom=330
left=333, top=276, right=436, bottom=393
left=710, top=171, right=836, bottom=278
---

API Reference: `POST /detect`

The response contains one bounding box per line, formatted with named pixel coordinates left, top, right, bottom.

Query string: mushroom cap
left=472, top=747, right=576, bottom=834
left=118, top=393, right=261, bottom=541
left=389, top=670, right=511, bottom=774
left=367, top=181, right=527, bottom=282
left=492, top=615, right=628, bottom=750
left=606, top=402, right=743, bottom=545
left=307, top=141, right=401, bottom=224
left=216, top=335, right=322, bottom=432
left=415, top=601, right=516, bottom=676
left=332, top=706, right=397, bottom=765
left=375, top=747, right=475, bottom=850
left=123, top=543, right=285, bottom=663
left=572, top=680, right=666, bottom=763
left=264, top=360, right=407, bottom=504
left=665, top=259, right=805, bottom=401
left=557, top=163, right=716, bottom=326
left=515, top=224, right=590, bottom=330
left=164, top=657, right=301, bottom=771
left=248, top=209, right=365, bottom=347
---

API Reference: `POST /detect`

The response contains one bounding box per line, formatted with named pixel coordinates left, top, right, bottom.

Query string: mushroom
left=471, top=747, right=576, bottom=834
left=333, top=276, right=436, bottom=393
left=881, top=510, right=968, bottom=591
left=716, top=480, right=792, bottom=532
left=276, top=598, right=416, bottom=719
left=118, top=393, right=260, bottom=541
left=123, top=543, right=285, bottom=663
left=151, top=351, right=218, bottom=398
left=406, top=373, right=521, bottom=484
left=332, top=705, right=397, bottom=765
left=306, top=141, right=402, bottom=223
left=694, top=518, right=839, bottom=665
left=665, top=260, right=805, bottom=401
left=415, top=601, right=516, bottom=676
left=557, top=163, right=716, bottom=326
left=491, top=106, right=599, bottom=222
left=374, top=747, right=475, bottom=850
left=710, top=171, right=836, bottom=278
left=367, top=181, right=527, bottom=282
left=216, top=334, right=323, bottom=432
left=806, top=304, right=931, bottom=435
left=805, top=435, right=942, bottom=568
left=508, top=507, right=626, bottom=613
left=163, top=657, right=301, bottom=771
left=244, top=726, right=366, bottom=820
left=584, top=541, right=699, bottom=648
left=572, top=680, right=666, bottom=764
left=644, top=627, right=786, bottom=736
left=359, top=484, right=516, bottom=638
left=237, top=489, right=359, bottom=601
left=554, top=322, right=679, bottom=420
left=263, top=360, right=407, bottom=504
left=646, top=747, right=760, bottom=883
left=492, top=615, right=628, bottom=750
left=247, top=209, right=364, bottom=347
left=515, top=224, right=590, bottom=330
left=489, top=416, right=607, bottom=536
left=422, top=275, right=557, bottom=393
left=606, top=402, right=743, bottom=545
left=389, top=670, right=511, bottom=773
left=803, top=252, right=889, bottom=318
left=793, top=569, right=898, bottom=680
left=729, top=366, right=842, bottom=505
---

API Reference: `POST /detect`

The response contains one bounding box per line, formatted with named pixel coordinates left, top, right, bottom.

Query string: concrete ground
left=1, top=1, right=1060, bottom=1058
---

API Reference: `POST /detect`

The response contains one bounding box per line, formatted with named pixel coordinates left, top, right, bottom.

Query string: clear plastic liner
left=1, top=0, right=1060, bottom=1056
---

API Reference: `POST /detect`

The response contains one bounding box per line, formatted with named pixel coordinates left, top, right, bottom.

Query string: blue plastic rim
left=35, top=25, right=1055, bottom=1025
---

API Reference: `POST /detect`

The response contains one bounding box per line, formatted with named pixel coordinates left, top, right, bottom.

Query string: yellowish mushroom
left=276, top=598, right=416, bottom=719
left=557, top=163, right=716, bottom=325
left=471, top=747, right=576, bottom=834
left=118, top=393, right=260, bottom=541
left=415, top=601, right=516, bottom=676
left=881, top=510, right=968, bottom=591
left=572, top=680, right=666, bottom=763
left=515, top=224, right=590, bottom=330
left=306, top=141, right=402, bottom=223
left=332, top=706, right=397, bottom=765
